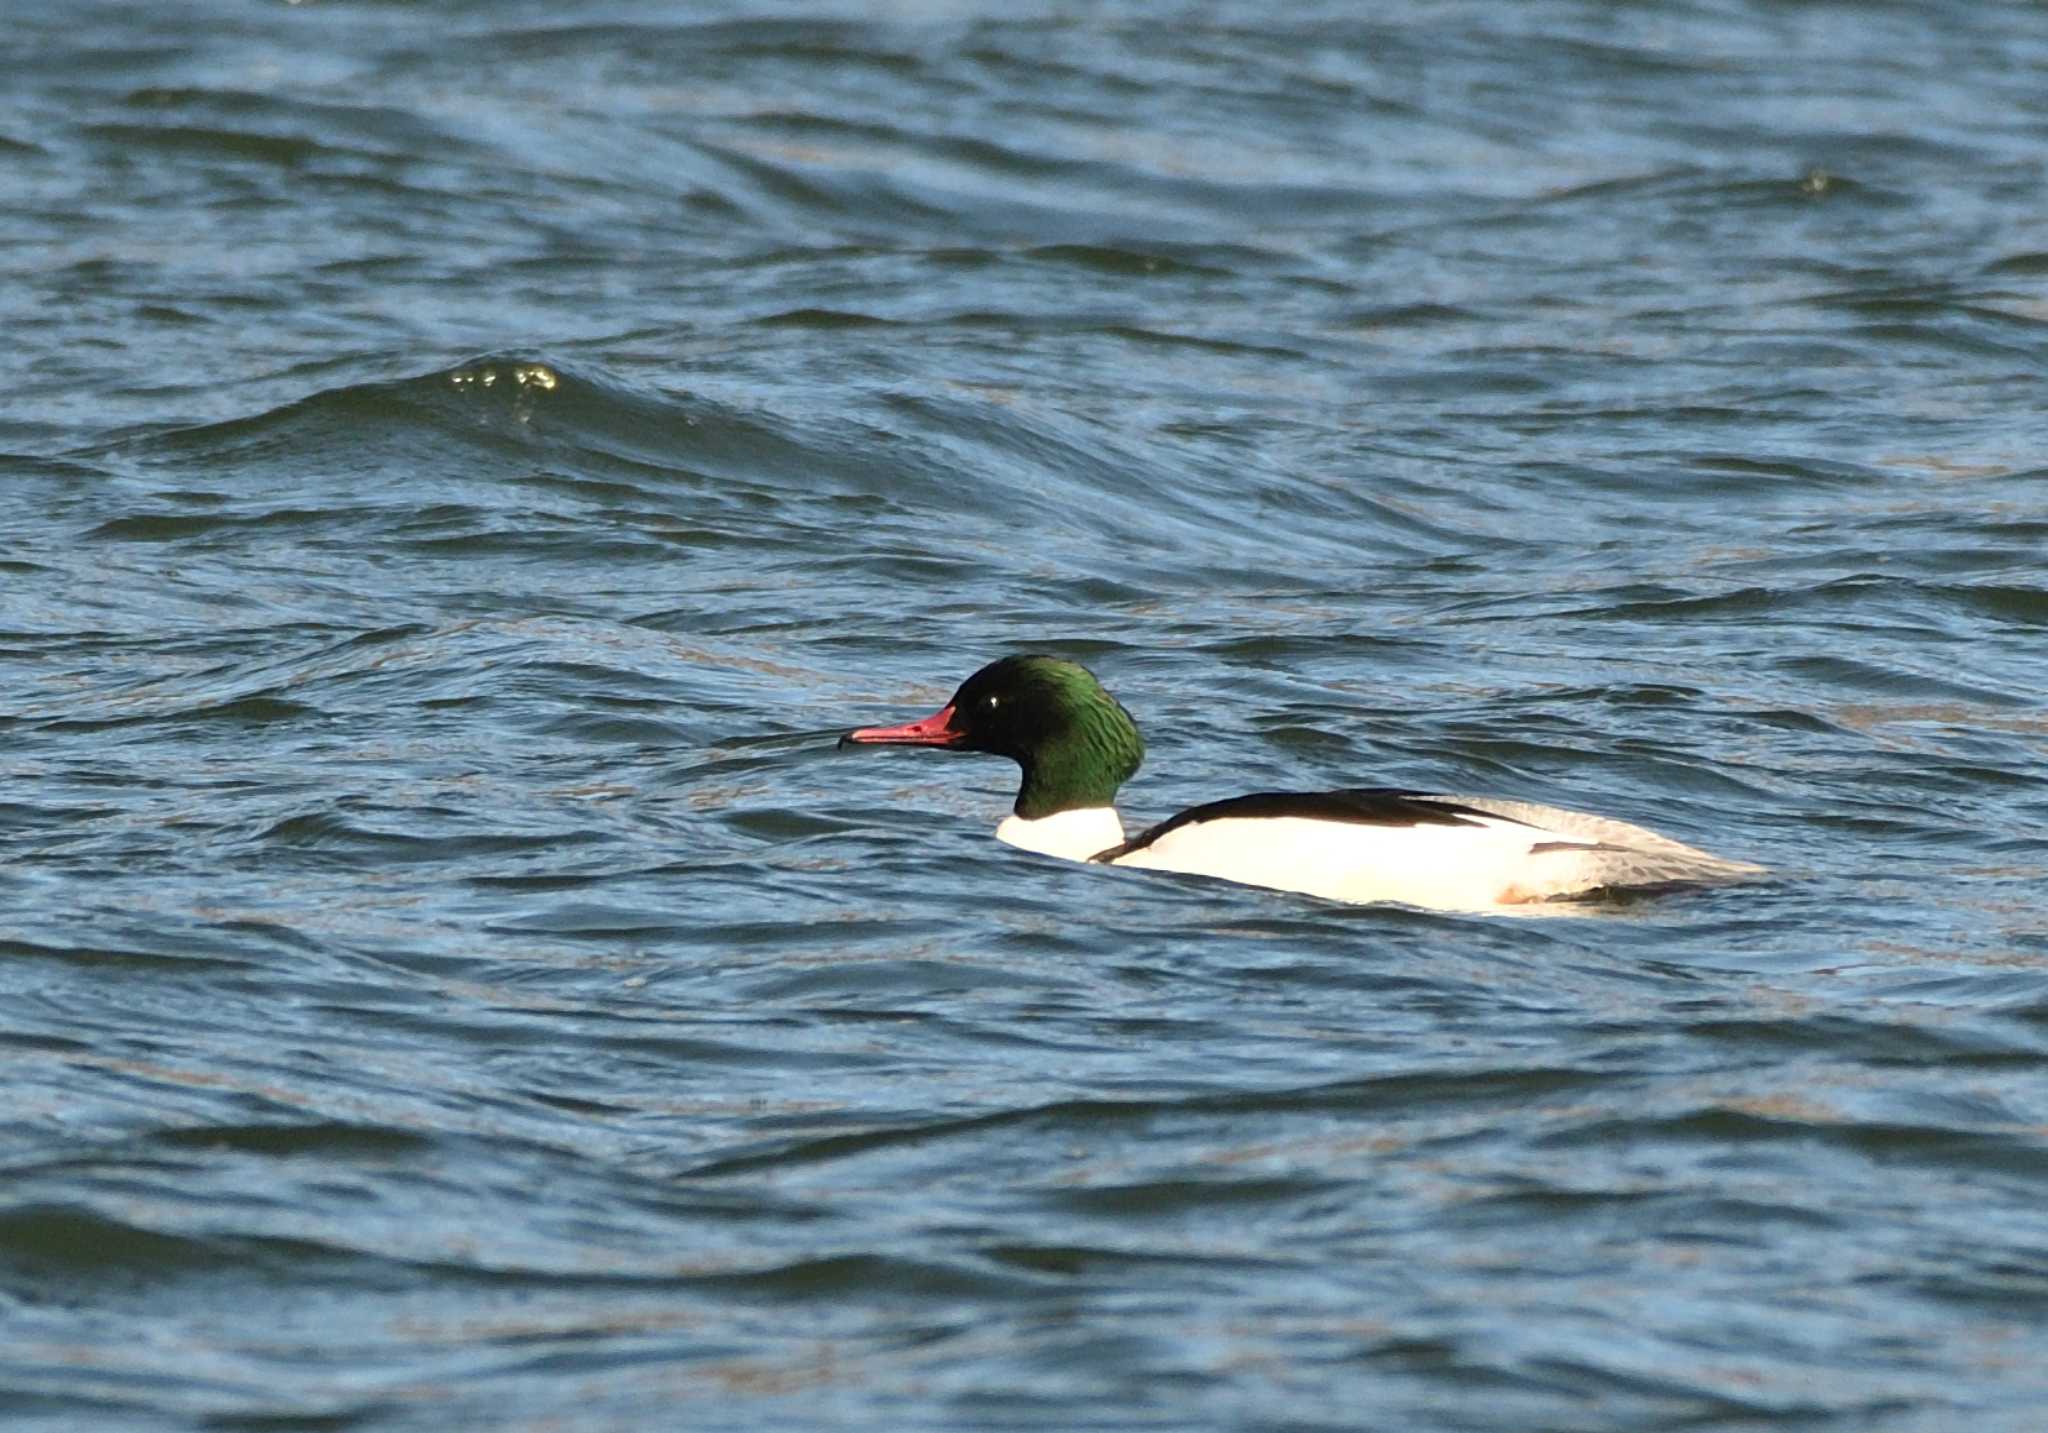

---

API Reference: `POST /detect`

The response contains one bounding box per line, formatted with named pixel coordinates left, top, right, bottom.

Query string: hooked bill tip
left=839, top=704, right=961, bottom=749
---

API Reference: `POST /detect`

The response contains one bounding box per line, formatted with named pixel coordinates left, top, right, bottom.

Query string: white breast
left=996, top=806, right=1125, bottom=861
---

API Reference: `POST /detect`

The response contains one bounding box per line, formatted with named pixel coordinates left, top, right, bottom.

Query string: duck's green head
left=841, top=655, right=1144, bottom=819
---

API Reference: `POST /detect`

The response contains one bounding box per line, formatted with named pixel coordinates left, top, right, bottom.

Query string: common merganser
left=839, top=655, right=1765, bottom=912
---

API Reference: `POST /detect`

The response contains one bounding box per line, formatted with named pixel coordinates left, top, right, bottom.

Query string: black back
left=1088, top=787, right=1519, bottom=863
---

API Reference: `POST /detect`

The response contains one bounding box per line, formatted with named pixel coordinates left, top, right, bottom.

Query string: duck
left=838, top=655, right=1765, bottom=912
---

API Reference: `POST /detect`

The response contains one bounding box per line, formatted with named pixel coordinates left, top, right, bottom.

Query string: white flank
left=996, top=806, right=1125, bottom=861
left=1102, top=797, right=1764, bottom=912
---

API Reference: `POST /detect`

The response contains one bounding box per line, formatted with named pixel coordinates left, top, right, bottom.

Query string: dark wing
left=1088, top=788, right=1514, bottom=864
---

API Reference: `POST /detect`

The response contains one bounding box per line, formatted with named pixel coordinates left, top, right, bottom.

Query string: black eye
left=985, top=694, right=1001, bottom=710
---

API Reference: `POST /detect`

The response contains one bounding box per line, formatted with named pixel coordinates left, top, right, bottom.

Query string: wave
left=70, top=354, right=1478, bottom=576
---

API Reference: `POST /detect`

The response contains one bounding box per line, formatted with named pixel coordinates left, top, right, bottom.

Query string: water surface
left=6, top=2, right=2048, bottom=1428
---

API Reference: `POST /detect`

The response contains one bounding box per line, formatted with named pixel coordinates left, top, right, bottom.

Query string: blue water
left=6, top=2, right=2048, bottom=1428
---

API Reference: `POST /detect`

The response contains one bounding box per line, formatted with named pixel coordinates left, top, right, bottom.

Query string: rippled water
left=7, top=2, right=2048, bottom=1428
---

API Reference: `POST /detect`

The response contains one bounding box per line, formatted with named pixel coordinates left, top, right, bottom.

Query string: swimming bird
left=839, top=655, right=1764, bottom=912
